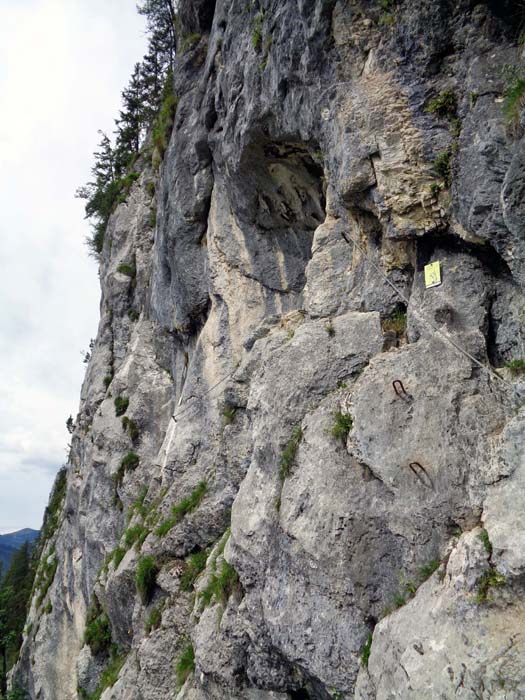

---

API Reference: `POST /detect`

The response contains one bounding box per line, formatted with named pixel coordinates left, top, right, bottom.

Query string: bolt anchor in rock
left=392, top=379, right=410, bottom=399
left=408, top=461, right=434, bottom=489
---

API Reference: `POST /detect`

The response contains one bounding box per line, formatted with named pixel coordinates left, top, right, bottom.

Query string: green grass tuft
left=84, top=600, right=112, bottom=656
left=155, top=482, right=207, bottom=537
left=199, top=559, right=239, bottom=609
left=123, top=523, right=149, bottom=550
left=475, top=569, right=506, bottom=604
left=114, top=396, right=129, bottom=417
left=116, top=263, right=135, bottom=278
left=505, top=358, right=525, bottom=374
left=331, top=412, right=353, bottom=443
left=152, top=72, right=178, bottom=158
left=176, top=641, right=195, bottom=687
left=252, top=14, right=263, bottom=50
left=382, top=310, right=407, bottom=335
left=180, top=550, right=208, bottom=592
left=121, top=451, right=139, bottom=471
left=122, top=416, right=139, bottom=441
left=479, top=529, right=493, bottom=556
left=418, top=559, right=440, bottom=581
left=433, top=150, right=452, bottom=186
left=503, top=75, right=525, bottom=132
left=144, top=606, right=162, bottom=634
left=426, top=90, right=457, bottom=120
left=112, top=547, right=126, bottom=569
left=135, top=555, right=158, bottom=604
left=35, top=554, right=58, bottom=607
left=279, top=426, right=303, bottom=482
left=361, top=633, right=373, bottom=668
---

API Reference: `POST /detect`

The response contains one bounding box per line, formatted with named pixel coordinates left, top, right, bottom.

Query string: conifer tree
left=78, top=1, right=178, bottom=257
left=114, top=63, right=145, bottom=175
left=75, top=131, right=118, bottom=256
left=0, top=542, right=35, bottom=693
left=137, top=0, right=177, bottom=69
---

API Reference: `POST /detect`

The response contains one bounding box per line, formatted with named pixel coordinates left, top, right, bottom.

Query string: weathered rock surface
left=11, top=1, right=525, bottom=699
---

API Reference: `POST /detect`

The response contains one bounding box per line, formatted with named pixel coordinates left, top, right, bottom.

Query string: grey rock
left=11, top=1, right=525, bottom=699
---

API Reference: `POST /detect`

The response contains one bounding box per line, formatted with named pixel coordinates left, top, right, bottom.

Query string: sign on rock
left=424, top=261, right=442, bottom=289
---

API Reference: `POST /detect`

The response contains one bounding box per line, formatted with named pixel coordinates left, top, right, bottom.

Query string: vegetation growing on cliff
left=76, top=0, right=178, bottom=257
left=155, top=481, right=208, bottom=537
left=0, top=544, right=35, bottom=696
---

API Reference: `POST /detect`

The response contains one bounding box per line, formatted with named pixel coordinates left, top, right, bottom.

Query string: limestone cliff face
left=13, top=1, right=525, bottom=699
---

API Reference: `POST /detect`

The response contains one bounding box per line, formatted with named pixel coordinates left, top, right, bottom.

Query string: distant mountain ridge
left=0, top=529, right=39, bottom=571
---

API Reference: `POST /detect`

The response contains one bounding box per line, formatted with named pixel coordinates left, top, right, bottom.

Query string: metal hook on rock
left=408, top=461, right=434, bottom=490
left=392, top=380, right=410, bottom=399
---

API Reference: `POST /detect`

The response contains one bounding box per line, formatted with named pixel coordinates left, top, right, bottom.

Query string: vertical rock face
left=12, top=1, right=525, bottom=699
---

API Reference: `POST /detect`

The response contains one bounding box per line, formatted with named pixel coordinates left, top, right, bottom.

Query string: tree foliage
left=77, top=2, right=178, bottom=258
left=0, top=543, right=35, bottom=695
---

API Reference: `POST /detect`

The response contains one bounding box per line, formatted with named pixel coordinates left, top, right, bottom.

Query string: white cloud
left=0, top=0, right=147, bottom=531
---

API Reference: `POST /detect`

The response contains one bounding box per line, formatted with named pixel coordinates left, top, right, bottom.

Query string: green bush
left=40, top=467, right=67, bottom=544
left=123, top=523, right=149, bottom=550
left=179, top=33, right=201, bottom=53
left=199, top=559, right=239, bottom=608
left=155, top=481, right=207, bottom=537
left=503, top=74, right=525, bottom=131
left=152, top=72, right=178, bottom=158
left=116, top=263, right=135, bottom=278
left=78, top=169, right=140, bottom=258
left=382, top=310, right=407, bottom=334
left=325, top=320, right=335, bottom=337
left=112, top=547, right=126, bottom=569
left=475, top=569, right=506, bottom=604
left=136, top=556, right=158, bottom=604
left=80, top=647, right=127, bottom=700
left=127, top=308, right=140, bottom=322
left=505, top=358, right=525, bottom=374
left=146, top=181, right=155, bottom=197
left=180, top=550, right=208, bottom=592
left=114, top=396, right=129, bottom=417
left=279, top=426, right=303, bottom=481
left=114, top=452, right=140, bottom=489
left=129, top=486, right=149, bottom=520
left=426, top=90, right=457, bottom=119
left=479, top=529, right=492, bottom=555
left=176, top=641, right=195, bottom=686
left=35, top=554, right=58, bottom=607
left=378, top=11, right=394, bottom=26
left=252, top=14, right=263, bottom=50
left=361, top=633, right=373, bottom=668
left=121, top=451, right=139, bottom=471
left=331, top=412, right=353, bottom=443
left=85, top=601, right=112, bottom=656
left=418, top=559, right=440, bottom=581
left=433, top=150, right=452, bottom=186
left=383, top=558, right=441, bottom=617
left=144, top=606, right=162, bottom=634
left=103, top=373, right=113, bottom=390
left=122, top=417, right=139, bottom=441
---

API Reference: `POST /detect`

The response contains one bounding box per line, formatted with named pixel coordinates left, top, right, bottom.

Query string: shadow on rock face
left=224, top=137, right=326, bottom=294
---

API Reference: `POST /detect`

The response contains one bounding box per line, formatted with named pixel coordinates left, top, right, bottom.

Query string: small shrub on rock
left=136, top=555, right=158, bottom=604
left=114, top=396, right=129, bottom=417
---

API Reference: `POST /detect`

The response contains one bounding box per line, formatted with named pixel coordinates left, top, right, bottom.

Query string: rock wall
left=13, top=1, right=525, bottom=699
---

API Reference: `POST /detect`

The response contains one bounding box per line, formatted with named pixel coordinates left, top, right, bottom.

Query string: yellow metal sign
left=424, top=261, right=441, bottom=289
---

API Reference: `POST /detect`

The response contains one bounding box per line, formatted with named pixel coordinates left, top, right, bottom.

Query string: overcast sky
left=0, top=0, right=147, bottom=533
